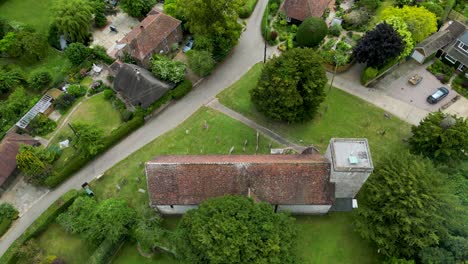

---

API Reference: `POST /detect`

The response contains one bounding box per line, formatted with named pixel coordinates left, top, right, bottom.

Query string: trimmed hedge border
left=88, top=237, right=125, bottom=264
left=0, top=218, right=13, bottom=237
left=239, top=0, right=259, bottom=18
left=0, top=190, right=80, bottom=264
left=44, top=114, right=145, bottom=188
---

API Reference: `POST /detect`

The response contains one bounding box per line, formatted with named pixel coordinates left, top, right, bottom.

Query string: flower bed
left=427, top=59, right=455, bottom=84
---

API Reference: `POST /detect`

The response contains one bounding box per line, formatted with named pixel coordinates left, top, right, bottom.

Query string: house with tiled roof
left=0, top=133, right=39, bottom=194
left=441, top=30, right=468, bottom=72
left=281, top=0, right=332, bottom=24
left=411, top=20, right=466, bottom=65
left=146, top=138, right=373, bottom=215
left=113, top=8, right=182, bottom=68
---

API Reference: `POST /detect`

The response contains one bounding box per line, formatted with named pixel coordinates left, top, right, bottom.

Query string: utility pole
left=263, top=2, right=268, bottom=63
left=68, top=123, right=79, bottom=138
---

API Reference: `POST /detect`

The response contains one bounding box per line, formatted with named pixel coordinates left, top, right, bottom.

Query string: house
left=281, top=0, right=332, bottom=24
left=0, top=133, right=39, bottom=194
left=114, top=8, right=183, bottom=68
left=145, top=138, right=373, bottom=215
left=16, top=89, right=62, bottom=130
left=112, top=62, right=174, bottom=108
left=441, top=31, right=468, bottom=72
left=411, top=21, right=466, bottom=66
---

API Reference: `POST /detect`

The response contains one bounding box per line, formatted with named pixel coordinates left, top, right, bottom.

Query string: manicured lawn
left=51, top=93, right=123, bottom=169
left=112, top=243, right=180, bottom=264
left=217, top=63, right=412, bottom=162
left=37, top=223, right=96, bottom=264
left=295, top=213, right=382, bottom=263
left=0, top=0, right=57, bottom=34
left=368, top=0, right=395, bottom=29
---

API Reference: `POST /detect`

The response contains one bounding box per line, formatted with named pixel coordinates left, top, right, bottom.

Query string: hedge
left=0, top=203, right=18, bottom=237
left=44, top=114, right=145, bottom=188
left=361, top=67, right=378, bottom=84
left=239, top=0, right=259, bottom=18
left=88, top=237, right=125, bottom=264
left=171, top=79, right=193, bottom=100
left=0, top=218, right=13, bottom=237
left=0, top=190, right=80, bottom=264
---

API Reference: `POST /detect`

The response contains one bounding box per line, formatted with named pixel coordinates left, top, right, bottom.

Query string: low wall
left=277, top=205, right=332, bottom=214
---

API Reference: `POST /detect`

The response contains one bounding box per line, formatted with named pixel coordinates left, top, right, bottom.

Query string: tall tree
left=16, top=145, right=56, bottom=185
left=409, top=112, right=468, bottom=163
left=175, top=196, right=297, bottom=264
left=384, top=16, right=414, bottom=59
left=119, top=0, right=155, bottom=18
left=354, top=151, right=455, bottom=258
left=53, top=0, right=93, bottom=43
left=381, top=6, right=437, bottom=43
left=72, top=122, right=104, bottom=157
left=296, top=17, right=328, bottom=47
left=186, top=50, right=215, bottom=77
left=353, top=22, right=404, bottom=68
left=251, top=48, right=327, bottom=122
left=171, top=0, right=243, bottom=57
left=0, top=66, right=24, bottom=93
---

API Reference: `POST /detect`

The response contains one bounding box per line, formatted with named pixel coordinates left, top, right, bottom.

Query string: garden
left=427, top=59, right=467, bottom=98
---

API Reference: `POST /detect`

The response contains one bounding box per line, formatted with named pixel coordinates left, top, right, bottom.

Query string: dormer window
left=459, top=42, right=468, bottom=53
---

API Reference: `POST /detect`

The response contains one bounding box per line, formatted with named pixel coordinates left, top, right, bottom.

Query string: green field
left=217, top=63, right=411, bottom=162
left=112, top=243, right=179, bottom=264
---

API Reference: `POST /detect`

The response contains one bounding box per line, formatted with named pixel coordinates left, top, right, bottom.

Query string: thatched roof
left=113, top=63, right=174, bottom=108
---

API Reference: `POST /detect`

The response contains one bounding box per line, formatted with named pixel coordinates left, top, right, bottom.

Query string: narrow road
left=0, top=0, right=275, bottom=255
left=207, top=99, right=306, bottom=153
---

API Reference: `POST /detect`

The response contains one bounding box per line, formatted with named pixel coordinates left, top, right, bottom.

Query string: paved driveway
left=91, top=11, right=139, bottom=53
left=374, top=60, right=458, bottom=111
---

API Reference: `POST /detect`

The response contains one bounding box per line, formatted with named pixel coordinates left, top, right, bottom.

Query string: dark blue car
left=426, top=87, right=449, bottom=104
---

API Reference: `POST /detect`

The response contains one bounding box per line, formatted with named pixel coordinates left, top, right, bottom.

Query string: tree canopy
left=53, top=0, right=93, bottom=43
left=119, top=0, right=155, bottom=18
left=354, top=151, right=455, bottom=258
left=251, top=48, right=327, bottom=122
left=150, top=55, right=186, bottom=84
left=16, top=145, right=57, bottom=185
left=296, top=17, right=328, bottom=47
left=381, top=6, right=437, bottom=43
left=175, top=196, right=297, bottom=264
left=72, top=122, right=104, bottom=157
left=384, top=17, right=414, bottom=59
left=186, top=50, right=215, bottom=77
left=409, top=112, right=468, bottom=163
left=353, top=22, right=404, bottom=68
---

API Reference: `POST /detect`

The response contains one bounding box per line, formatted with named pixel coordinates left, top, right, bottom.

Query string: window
left=458, top=42, right=468, bottom=53
left=445, top=54, right=457, bottom=64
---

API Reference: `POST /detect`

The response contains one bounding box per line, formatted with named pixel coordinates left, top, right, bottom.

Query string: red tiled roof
left=119, top=9, right=181, bottom=61
left=282, top=0, right=331, bottom=21
left=0, top=133, right=39, bottom=186
left=146, top=154, right=334, bottom=206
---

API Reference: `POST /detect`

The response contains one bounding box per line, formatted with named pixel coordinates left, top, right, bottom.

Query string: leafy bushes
left=66, top=84, right=87, bottom=97
left=427, top=59, right=455, bottom=84
left=0, top=203, right=18, bottom=237
left=0, top=190, right=79, bottom=264
left=65, top=43, right=90, bottom=65
left=90, top=45, right=114, bottom=64
left=171, top=79, right=193, bottom=99
left=343, top=8, right=371, bottom=31
left=27, top=114, right=57, bottom=137
left=328, top=24, right=342, bottom=37
left=0, top=88, right=38, bottom=139
left=451, top=74, right=467, bottom=98
left=296, top=17, right=328, bottom=47
left=53, top=93, right=76, bottom=112
left=44, top=114, right=145, bottom=188
left=186, top=50, right=215, bottom=77
left=150, top=55, right=186, bottom=84
left=29, top=71, right=52, bottom=91
left=361, top=67, right=378, bottom=84
left=239, top=0, right=259, bottom=18
left=88, top=238, right=125, bottom=264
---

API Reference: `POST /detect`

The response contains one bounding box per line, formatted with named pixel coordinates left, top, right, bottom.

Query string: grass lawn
left=51, top=93, right=123, bottom=169
left=295, top=213, right=382, bottom=263
left=217, top=63, right=412, bottom=162
left=368, top=0, right=395, bottom=29
left=37, top=223, right=96, bottom=264
left=0, top=0, right=57, bottom=34
left=112, top=243, right=180, bottom=264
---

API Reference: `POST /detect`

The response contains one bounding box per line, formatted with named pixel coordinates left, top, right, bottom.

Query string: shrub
left=150, top=55, right=186, bottom=84
left=343, top=8, right=371, bottom=31
left=336, top=40, right=352, bottom=52
left=66, top=84, right=87, bottom=98
left=329, top=24, right=342, bottom=37
left=0, top=203, right=18, bottom=237
left=0, top=190, right=79, bottom=264
left=53, top=93, right=76, bottom=112
left=65, top=43, right=90, bottom=65
left=187, top=50, right=215, bottom=77
left=239, top=0, right=259, bottom=18
left=29, top=71, right=52, bottom=91
left=427, top=60, right=455, bottom=84
left=120, top=109, right=133, bottom=122
left=103, top=88, right=114, bottom=99
left=358, top=0, right=380, bottom=11
left=27, top=114, right=57, bottom=137
left=88, top=238, right=125, bottom=264
left=171, top=79, right=193, bottom=100
left=90, top=45, right=114, bottom=64
left=270, top=31, right=278, bottom=41
left=361, top=67, right=378, bottom=84
left=296, top=17, right=328, bottom=47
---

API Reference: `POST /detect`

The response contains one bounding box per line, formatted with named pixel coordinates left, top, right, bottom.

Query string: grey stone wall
left=156, top=205, right=198, bottom=215
left=277, top=205, right=331, bottom=214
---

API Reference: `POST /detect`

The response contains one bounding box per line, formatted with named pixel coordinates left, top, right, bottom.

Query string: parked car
left=183, top=38, right=194, bottom=53
left=426, top=87, right=449, bottom=104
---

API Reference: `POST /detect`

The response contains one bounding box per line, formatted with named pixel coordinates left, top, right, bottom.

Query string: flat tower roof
left=329, top=138, right=373, bottom=172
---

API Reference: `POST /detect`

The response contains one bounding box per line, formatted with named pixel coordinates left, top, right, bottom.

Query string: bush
left=343, top=8, right=371, bottom=31
left=53, top=93, right=76, bottom=112
left=451, top=74, right=467, bottom=98
left=358, top=0, right=380, bottom=11
left=29, top=71, right=52, bottom=91
left=0, top=203, right=18, bottom=237
left=186, top=50, right=215, bottom=77
left=120, top=109, right=133, bottom=122
left=88, top=238, right=124, bottom=264
left=239, top=0, right=259, bottom=18
left=329, top=24, right=342, bottom=37
left=427, top=59, right=455, bottom=84
left=171, top=79, right=193, bottom=100
left=0, top=190, right=79, bottom=264
left=65, top=43, right=91, bottom=66
left=44, top=114, right=145, bottom=188
left=150, top=55, right=186, bottom=84
left=270, top=31, right=278, bottom=41
left=103, top=88, right=114, bottom=99
left=296, top=17, right=328, bottom=47
left=90, top=45, right=114, bottom=64
left=27, top=114, right=57, bottom=137
left=66, top=84, right=87, bottom=98
left=361, top=67, right=378, bottom=84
